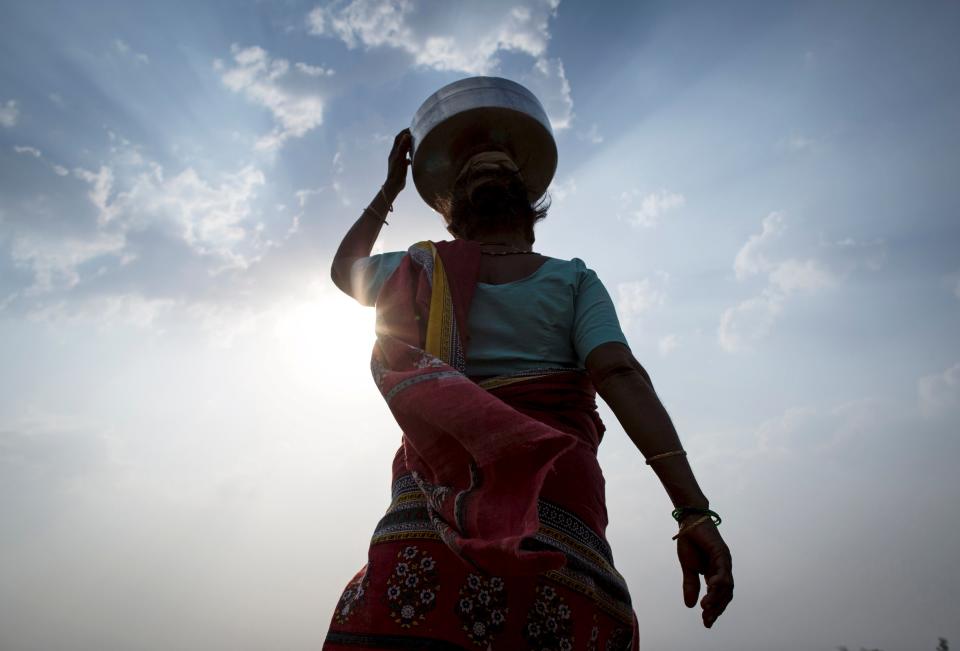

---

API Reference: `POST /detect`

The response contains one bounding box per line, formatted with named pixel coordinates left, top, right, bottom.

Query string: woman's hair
left=437, top=167, right=549, bottom=243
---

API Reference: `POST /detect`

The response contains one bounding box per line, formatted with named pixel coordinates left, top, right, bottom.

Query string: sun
left=270, top=281, right=378, bottom=388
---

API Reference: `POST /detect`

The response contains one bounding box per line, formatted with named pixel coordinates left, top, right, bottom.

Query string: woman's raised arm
left=585, top=341, right=734, bottom=628
left=330, top=129, right=411, bottom=296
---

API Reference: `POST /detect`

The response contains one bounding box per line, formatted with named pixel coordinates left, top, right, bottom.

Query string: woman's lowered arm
left=330, top=129, right=411, bottom=296
left=585, top=341, right=733, bottom=629
left=585, top=341, right=708, bottom=509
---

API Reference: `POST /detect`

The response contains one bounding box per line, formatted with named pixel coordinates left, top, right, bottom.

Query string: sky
left=1, top=1, right=959, bottom=649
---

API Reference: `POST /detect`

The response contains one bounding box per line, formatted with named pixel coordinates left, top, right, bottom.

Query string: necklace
left=478, top=241, right=536, bottom=255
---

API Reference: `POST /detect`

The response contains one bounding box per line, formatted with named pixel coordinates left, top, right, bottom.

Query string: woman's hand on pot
left=676, top=522, right=733, bottom=628
left=384, top=128, right=412, bottom=196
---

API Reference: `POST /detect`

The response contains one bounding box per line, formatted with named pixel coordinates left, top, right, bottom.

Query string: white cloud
left=306, top=0, right=572, bottom=129
left=579, top=123, right=603, bottom=144
left=27, top=293, right=176, bottom=329
left=548, top=176, right=576, bottom=203
left=616, top=273, right=668, bottom=331
left=9, top=135, right=269, bottom=296
left=619, top=189, right=686, bottom=228
left=294, top=62, right=335, bottom=77
left=216, top=45, right=331, bottom=151
left=918, top=363, right=960, bottom=419
left=114, top=39, right=149, bottom=64
left=769, top=258, right=834, bottom=294
left=658, top=334, right=678, bottom=356
left=71, top=138, right=266, bottom=267
left=750, top=399, right=885, bottom=458
left=52, top=165, right=69, bottom=176
left=13, top=145, right=41, bottom=158
left=0, top=99, right=19, bottom=127
left=11, top=231, right=127, bottom=293
left=718, top=290, right=783, bottom=353
left=720, top=212, right=841, bottom=352
left=517, top=56, right=573, bottom=131
left=734, top=211, right=784, bottom=279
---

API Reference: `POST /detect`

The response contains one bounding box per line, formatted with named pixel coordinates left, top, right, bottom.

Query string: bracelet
left=645, top=449, right=686, bottom=465
left=363, top=205, right=389, bottom=225
left=672, top=515, right=714, bottom=540
left=378, top=185, right=395, bottom=212
left=671, top=507, right=721, bottom=526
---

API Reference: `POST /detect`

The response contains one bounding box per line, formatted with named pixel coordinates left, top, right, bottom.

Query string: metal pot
left=409, top=76, right=557, bottom=211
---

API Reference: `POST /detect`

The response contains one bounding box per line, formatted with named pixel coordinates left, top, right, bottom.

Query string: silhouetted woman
left=325, top=129, right=733, bottom=650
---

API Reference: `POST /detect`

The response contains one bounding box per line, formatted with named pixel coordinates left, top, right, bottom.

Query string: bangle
left=671, top=507, right=721, bottom=526
left=379, top=185, right=395, bottom=213
left=363, top=205, right=389, bottom=225
left=645, top=449, right=686, bottom=465
left=672, top=515, right=714, bottom=540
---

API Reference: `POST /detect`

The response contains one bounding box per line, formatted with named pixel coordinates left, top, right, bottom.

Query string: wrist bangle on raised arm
left=378, top=185, right=395, bottom=212
left=363, top=205, right=389, bottom=225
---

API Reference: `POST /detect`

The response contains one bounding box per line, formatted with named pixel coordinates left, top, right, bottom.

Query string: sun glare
left=270, top=284, right=377, bottom=388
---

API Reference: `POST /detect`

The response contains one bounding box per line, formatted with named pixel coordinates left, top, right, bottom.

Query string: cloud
left=658, top=333, right=678, bottom=356
left=619, top=189, right=686, bottom=228
left=548, top=176, right=576, bottom=203
left=516, top=56, right=573, bottom=131
left=11, top=231, right=127, bottom=293
left=615, top=272, right=668, bottom=331
left=52, top=165, right=69, bottom=176
left=720, top=212, right=841, bottom=352
left=306, top=0, right=572, bottom=129
left=4, top=133, right=271, bottom=300
left=718, top=291, right=783, bottom=353
left=114, top=39, right=149, bottom=64
left=26, top=293, right=176, bottom=329
left=216, top=45, right=331, bottom=151
left=768, top=258, right=834, bottom=294
left=0, top=99, right=19, bottom=127
left=13, top=145, right=41, bottom=158
left=750, top=398, right=886, bottom=458
left=294, top=62, right=335, bottom=77
left=733, top=211, right=784, bottom=279
left=579, top=123, right=603, bottom=145
left=918, top=362, right=960, bottom=419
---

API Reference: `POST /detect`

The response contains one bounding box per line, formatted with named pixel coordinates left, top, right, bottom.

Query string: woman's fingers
left=676, top=537, right=703, bottom=608
left=682, top=563, right=701, bottom=608
left=385, top=129, right=412, bottom=192
left=678, top=527, right=733, bottom=628
left=700, top=549, right=734, bottom=627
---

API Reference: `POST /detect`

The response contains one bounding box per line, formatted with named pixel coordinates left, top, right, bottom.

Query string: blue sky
left=1, top=1, right=959, bottom=650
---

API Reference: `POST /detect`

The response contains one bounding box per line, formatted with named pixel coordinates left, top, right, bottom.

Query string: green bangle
left=672, top=507, right=721, bottom=526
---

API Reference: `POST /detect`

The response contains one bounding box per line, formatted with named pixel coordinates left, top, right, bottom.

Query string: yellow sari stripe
left=424, top=243, right=455, bottom=364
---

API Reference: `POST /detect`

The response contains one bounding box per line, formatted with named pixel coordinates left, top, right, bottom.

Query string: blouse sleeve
left=572, top=259, right=630, bottom=362
left=349, top=251, right=406, bottom=306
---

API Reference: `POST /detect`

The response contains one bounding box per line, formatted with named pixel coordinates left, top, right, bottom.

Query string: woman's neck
left=470, top=231, right=532, bottom=249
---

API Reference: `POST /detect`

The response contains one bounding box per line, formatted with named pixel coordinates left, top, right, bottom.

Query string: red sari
left=323, top=241, right=639, bottom=650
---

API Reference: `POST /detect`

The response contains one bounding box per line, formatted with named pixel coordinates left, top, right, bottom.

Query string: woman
left=325, top=129, right=733, bottom=650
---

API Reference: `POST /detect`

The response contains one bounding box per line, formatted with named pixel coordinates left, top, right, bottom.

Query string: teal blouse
left=351, top=252, right=629, bottom=377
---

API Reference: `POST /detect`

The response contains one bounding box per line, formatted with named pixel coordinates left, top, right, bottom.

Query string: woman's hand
left=384, top=128, right=412, bottom=197
left=676, top=522, right=734, bottom=628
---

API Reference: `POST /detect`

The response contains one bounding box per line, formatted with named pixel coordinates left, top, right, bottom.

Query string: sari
left=323, top=240, right=638, bottom=650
